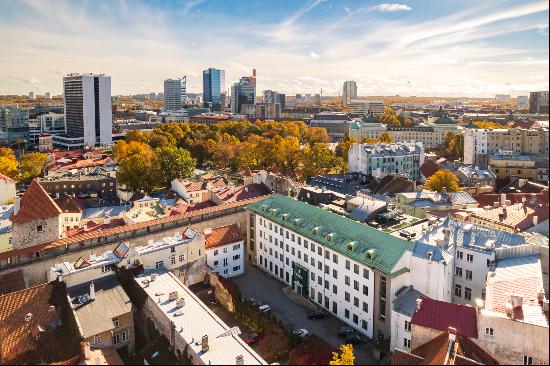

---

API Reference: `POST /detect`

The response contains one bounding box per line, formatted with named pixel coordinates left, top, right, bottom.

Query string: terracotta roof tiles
left=10, top=180, right=62, bottom=223
left=204, top=223, right=244, bottom=250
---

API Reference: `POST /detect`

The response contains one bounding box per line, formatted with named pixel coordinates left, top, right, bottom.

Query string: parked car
left=307, top=310, right=326, bottom=320
left=338, top=327, right=355, bottom=338
left=293, top=329, right=309, bottom=338
left=259, top=304, right=271, bottom=313
left=243, top=333, right=263, bottom=345
left=344, top=333, right=363, bottom=345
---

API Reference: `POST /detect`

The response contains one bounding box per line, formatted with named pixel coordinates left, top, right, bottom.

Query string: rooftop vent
left=24, top=313, right=33, bottom=322
left=176, top=298, right=185, bottom=308
left=204, top=228, right=212, bottom=236
left=168, top=291, right=178, bottom=301
left=151, top=273, right=157, bottom=282
left=236, top=355, right=244, bottom=365
left=416, top=298, right=422, bottom=310
left=366, top=248, right=377, bottom=260
left=202, top=335, right=209, bottom=353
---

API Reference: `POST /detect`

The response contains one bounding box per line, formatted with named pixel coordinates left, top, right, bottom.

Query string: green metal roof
left=247, top=195, right=413, bottom=275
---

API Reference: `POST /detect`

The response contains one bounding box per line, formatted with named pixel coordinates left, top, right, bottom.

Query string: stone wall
left=2, top=209, right=248, bottom=286
left=206, top=267, right=237, bottom=313
left=12, top=216, right=61, bottom=250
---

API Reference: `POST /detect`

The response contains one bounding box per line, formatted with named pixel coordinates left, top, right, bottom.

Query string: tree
left=115, top=141, right=157, bottom=192
left=379, top=108, right=400, bottom=126
left=18, top=152, right=48, bottom=183
left=330, top=344, right=355, bottom=365
left=0, top=147, right=18, bottom=179
left=379, top=132, right=392, bottom=143
left=424, top=169, right=461, bottom=192
left=472, top=120, right=503, bottom=129
left=335, top=136, right=357, bottom=162
left=153, top=146, right=196, bottom=188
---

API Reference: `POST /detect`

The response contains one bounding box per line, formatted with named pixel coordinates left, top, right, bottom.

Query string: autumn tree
left=379, top=108, right=400, bottom=126
left=380, top=132, right=393, bottom=143
left=335, top=136, right=357, bottom=162
left=424, top=169, right=461, bottom=192
left=297, top=143, right=342, bottom=180
left=18, top=152, right=48, bottom=183
left=153, top=146, right=196, bottom=188
left=472, top=120, right=503, bottom=129
left=115, top=141, right=157, bottom=192
left=330, top=344, right=355, bottom=365
left=0, top=147, right=18, bottom=179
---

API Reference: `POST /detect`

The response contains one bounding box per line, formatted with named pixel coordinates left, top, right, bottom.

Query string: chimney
left=447, top=326, right=457, bottom=342
left=236, top=355, right=244, bottom=365
left=493, top=201, right=500, bottom=208
left=427, top=251, right=433, bottom=263
left=14, top=196, right=21, bottom=216
left=511, top=294, right=523, bottom=309
left=89, top=282, right=95, bottom=301
left=533, top=216, right=538, bottom=226
left=202, top=335, right=209, bottom=353
left=500, top=193, right=506, bottom=207
left=103, top=216, right=110, bottom=225
left=443, top=228, right=451, bottom=242
left=416, top=298, right=422, bottom=310
left=82, top=342, right=91, bottom=360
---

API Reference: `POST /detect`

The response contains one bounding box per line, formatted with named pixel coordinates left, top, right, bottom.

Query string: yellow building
left=489, top=154, right=541, bottom=181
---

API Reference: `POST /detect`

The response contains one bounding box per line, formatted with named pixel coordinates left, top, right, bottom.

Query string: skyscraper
left=163, top=77, right=186, bottom=112
left=63, top=73, right=112, bottom=147
left=529, top=91, right=549, bottom=114
left=203, top=68, right=225, bottom=111
left=230, top=69, right=257, bottom=114
left=342, top=81, right=357, bottom=108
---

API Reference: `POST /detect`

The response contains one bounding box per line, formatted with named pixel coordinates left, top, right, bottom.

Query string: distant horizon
left=1, top=0, right=548, bottom=97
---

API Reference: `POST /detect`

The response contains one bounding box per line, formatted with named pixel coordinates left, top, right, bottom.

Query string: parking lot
left=233, top=265, right=380, bottom=365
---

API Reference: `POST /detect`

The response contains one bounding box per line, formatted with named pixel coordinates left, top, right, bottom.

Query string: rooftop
left=470, top=200, right=548, bottom=231
left=393, top=286, right=425, bottom=317
left=248, top=195, right=413, bottom=275
left=10, top=180, right=62, bottom=224
left=204, top=224, right=244, bottom=250
left=398, top=190, right=478, bottom=206
left=360, top=142, right=424, bottom=157
left=411, top=297, right=478, bottom=338
left=67, top=276, right=132, bottom=339
left=135, top=271, right=267, bottom=365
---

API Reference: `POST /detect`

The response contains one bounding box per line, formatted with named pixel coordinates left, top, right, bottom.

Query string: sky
left=0, top=0, right=548, bottom=97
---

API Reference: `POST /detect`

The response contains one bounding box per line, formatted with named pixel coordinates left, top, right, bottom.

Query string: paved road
left=233, top=265, right=380, bottom=365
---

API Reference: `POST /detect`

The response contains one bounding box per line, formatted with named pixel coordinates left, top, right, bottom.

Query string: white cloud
left=181, top=0, right=206, bottom=15
left=310, top=51, right=320, bottom=59
left=370, top=3, right=412, bottom=13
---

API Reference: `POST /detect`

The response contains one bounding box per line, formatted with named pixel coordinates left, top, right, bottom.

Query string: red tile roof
left=0, top=173, right=15, bottom=183
left=177, top=177, right=229, bottom=192
left=169, top=201, right=216, bottom=216
left=0, top=270, right=26, bottom=296
left=65, top=218, right=126, bottom=237
left=10, top=180, right=62, bottom=223
left=420, top=160, right=441, bottom=179
left=470, top=199, right=549, bottom=231
left=214, top=184, right=271, bottom=204
left=392, top=349, right=424, bottom=365
left=411, top=297, right=478, bottom=339
left=204, top=223, right=244, bottom=250
left=55, top=195, right=84, bottom=213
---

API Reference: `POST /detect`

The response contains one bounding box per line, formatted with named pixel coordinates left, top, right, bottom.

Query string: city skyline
left=1, top=0, right=549, bottom=97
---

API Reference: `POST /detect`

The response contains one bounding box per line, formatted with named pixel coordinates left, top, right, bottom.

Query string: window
left=113, top=334, right=121, bottom=345
left=311, top=272, right=315, bottom=281
left=233, top=254, right=240, bottom=260
left=214, top=249, right=218, bottom=256
left=485, top=327, right=494, bottom=336
left=317, top=292, right=322, bottom=304
left=170, top=246, right=176, bottom=253
left=325, top=249, right=330, bottom=259
left=233, top=265, right=240, bottom=272
left=456, top=250, right=463, bottom=260
left=179, top=254, right=184, bottom=262
left=466, top=254, right=474, bottom=263
left=403, top=338, right=411, bottom=349
left=325, top=279, right=330, bottom=289
left=214, top=260, right=219, bottom=266
left=353, top=280, right=359, bottom=291
left=353, top=264, right=359, bottom=274
left=353, top=314, right=359, bottom=324
left=363, top=268, right=369, bottom=279
left=354, top=297, right=359, bottom=307
left=318, top=247, right=322, bottom=256
left=112, top=317, right=119, bottom=328
left=325, top=264, right=330, bottom=274
left=171, top=257, right=176, bottom=265
left=379, top=276, right=386, bottom=321
left=345, top=309, right=350, bottom=319
left=333, top=301, right=338, bottom=314
left=345, top=260, right=350, bottom=270
left=333, top=269, right=338, bottom=279
left=101, top=265, right=111, bottom=273
left=465, top=270, right=472, bottom=280
left=455, top=267, right=462, bottom=277
left=93, top=334, right=101, bottom=344
left=317, top=276, right=322, bottom=285
left=333, top=285, right=338, bottom=294
left=362, top=302, right=368, bottom=313
left=333, top=254, right=338, bottom=264
left=523, top=356, right=533, bottom=365
left=455, top=284, right=462, bottom=297
left=345, top=292, right=350, bottom=302
left=482, top=289, right=486, bottom=301
left=122, top=330, right=129, bottom=342
left=362, top=320, right=368, bottom=331
left=405, top=320, right=411, bottom=332
left=345, top=275, right=350, bottom=286
left=36, top=225, right=43, bottom=232
left=304, top=253, right=308, bottom=262
left=465, top=287, right=472, bottom=300
left=486, top=259, right=491, bottom=267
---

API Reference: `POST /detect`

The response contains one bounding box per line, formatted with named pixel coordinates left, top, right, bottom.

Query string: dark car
left=243, top=333, right=263, bottom=345
left=308, top=310, right=326, bottom=320
left=344, top=333, right=363, bottom=345
left=338, top=327, right=355, bottom=338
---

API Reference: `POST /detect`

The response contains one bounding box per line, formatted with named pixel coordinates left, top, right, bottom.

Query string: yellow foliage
left=330, top=344, right=355, bottom=365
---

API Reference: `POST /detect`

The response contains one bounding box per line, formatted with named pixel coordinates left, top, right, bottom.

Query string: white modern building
left=38, top=112, right=65, bottom=134
left=342, top=81, right=357, bottom=108
left=163, top=77, right=186, bottom=112
left=247, top=195, right=413, bottom=342
left=348, top=142, right=425, bottom=181
left=62, top=73, right=112, bottom=147
left=204, top=224, right=245, bottom=278
left=349, top=99, right=385, bottom=115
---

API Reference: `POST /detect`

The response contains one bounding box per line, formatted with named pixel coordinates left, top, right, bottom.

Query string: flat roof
left=134, top=271, right=267, bottom=365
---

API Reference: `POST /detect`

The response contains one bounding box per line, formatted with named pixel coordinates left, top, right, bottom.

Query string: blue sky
left=0, top=0, right=548, bottom=97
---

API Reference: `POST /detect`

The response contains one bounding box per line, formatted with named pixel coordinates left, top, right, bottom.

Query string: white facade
left=206, top=239, right=245, bottom=278
left=349, top=99, right=385, bottom=115
left=342, top=81, right=357, bottom=107
left=254, top=214, right=377, bottom=338
left=163, top=77, right=186, bottom=112
left=463, top=129, right=488, bottom=165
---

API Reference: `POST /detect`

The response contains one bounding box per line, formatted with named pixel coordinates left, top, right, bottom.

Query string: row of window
left=92, top=329, right=129, bottom=346
left=213, top=244, right=240, bottom=256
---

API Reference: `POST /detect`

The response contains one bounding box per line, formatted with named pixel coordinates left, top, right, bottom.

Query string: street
left=233, top=265, right=380, bottom=365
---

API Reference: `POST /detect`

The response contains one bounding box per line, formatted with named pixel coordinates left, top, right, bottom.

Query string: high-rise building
left=62, top=73, right=112, bottom=147
left=494, top=94, right=511, bottom=103
left=278, top=93, right=286, bottom=110
left=314, top=93, right=321, bottom=106
left=203, top=68, right=225, bottom=111
left=28, top=92, right=35, bottom=100
left=529, top=91, right=549, bottom=114
left=230, top=69, right=257, bottom=114
left=163, top=77, right=186, bottom=112
left=0, top=107, right=30, bottom=144
left=342, top=81, right=357, bottom=108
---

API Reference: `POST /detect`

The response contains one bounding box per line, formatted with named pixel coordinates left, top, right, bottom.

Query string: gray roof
left=361, top=142, right=423, bottom=157
left=393, top=286, right=425, bottom=317
left=68, top=276, right=132, bottom=338
left=348, top=197, right=387, bottom=222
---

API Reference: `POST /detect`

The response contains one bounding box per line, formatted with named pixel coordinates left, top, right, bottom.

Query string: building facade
left=204, top=224, right=245, bottom=278
left=349, top=99, right=384, bottom=115
left=310, top=112, right=353, bottom=141
left=529, top=91, right=549, bottom=114
left=63, top=73, right=112, bottom=147
left=342, top=81, right=357, bottom=108
left=348, top=142, right=425, bottom=181
left=163, top=77, right=186, bottom=112
left=203, top=68, right=225, bottom=111
left=0, top=107, right=30, bottom=144
left=230, top=70, right=256, bottom=114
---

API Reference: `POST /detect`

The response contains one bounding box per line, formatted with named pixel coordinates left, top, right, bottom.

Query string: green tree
left=18, top=152, right=48, bottom=183
left=153, top=146, right=196, bottom=188
left=330, top=344, right=355, bottom=365
left=424, top=169, right=461, bottom=192
left=0, top=147, right=18, bottom=179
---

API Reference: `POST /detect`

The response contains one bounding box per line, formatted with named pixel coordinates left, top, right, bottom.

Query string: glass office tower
left=203, top=68, right=225, bottom=111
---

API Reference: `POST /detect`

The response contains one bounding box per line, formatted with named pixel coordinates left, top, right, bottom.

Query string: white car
left=259, top=304, right=271, bottom=313
left=293, top=328, right=309, bottom=338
